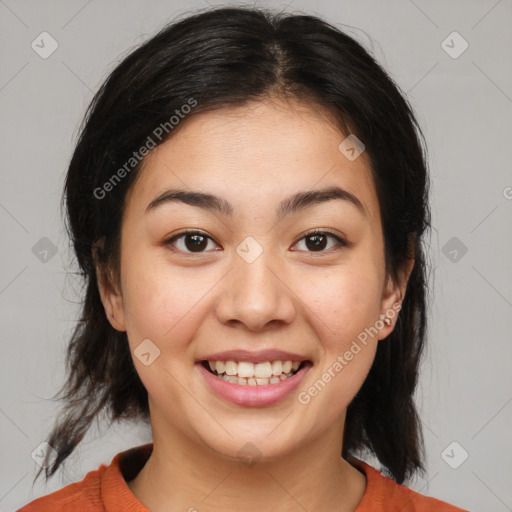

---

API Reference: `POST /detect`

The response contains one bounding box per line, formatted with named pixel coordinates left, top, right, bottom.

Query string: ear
left=93, top=240, right=126, bottom=332
left=377, top=236, right=415, bottom=341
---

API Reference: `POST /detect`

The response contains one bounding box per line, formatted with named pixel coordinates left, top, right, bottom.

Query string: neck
left=128, top=411, right=366, bottom=512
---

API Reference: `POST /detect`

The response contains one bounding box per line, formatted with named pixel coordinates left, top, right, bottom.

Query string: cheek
left=296, top=258, right=383, bottom=340
left=292, top=255, right=382, bottom=402
left=296, top=266, right=380, bottom=417
left=119, top=249, right=220, bottom=354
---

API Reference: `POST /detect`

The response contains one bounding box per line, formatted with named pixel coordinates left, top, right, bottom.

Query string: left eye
left=292, top=230, right=346, bottom=253
left=164, top=230, right=346, bottom=254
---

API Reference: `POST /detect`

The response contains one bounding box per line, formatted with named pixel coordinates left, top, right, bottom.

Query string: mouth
left=200, top=359, right=310, bottom=386
left=196, top=357, right=312, bottom=407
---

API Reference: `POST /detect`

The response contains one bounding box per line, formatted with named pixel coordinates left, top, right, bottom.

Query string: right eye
left=163, top=230, right=221, bottom=254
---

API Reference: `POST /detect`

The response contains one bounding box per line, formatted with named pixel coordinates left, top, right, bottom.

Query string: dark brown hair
left=36, top=5, right=431, bottom=485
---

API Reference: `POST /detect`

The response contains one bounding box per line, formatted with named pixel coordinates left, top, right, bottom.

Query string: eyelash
left=163, top=228, right=348, bottom=255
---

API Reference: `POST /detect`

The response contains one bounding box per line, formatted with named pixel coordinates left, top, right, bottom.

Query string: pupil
left=306, top=234, right=327, bottom=251
left=186, top=234, right=207, bottom=252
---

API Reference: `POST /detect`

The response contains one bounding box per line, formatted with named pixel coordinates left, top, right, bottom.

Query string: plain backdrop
left=1, top=1, right=511, bottom=511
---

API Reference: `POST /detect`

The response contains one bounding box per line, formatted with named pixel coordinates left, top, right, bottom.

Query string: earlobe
left=378, top=275, right=403, bottom=340
left=378, top=253, right=415, bottom=340
left=96, top=266, right=127, bottom=332
left=92, top=240, right=126, bottom=332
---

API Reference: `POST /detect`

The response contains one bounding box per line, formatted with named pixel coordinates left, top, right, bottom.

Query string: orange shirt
left=19, top=443, right=467, bottom=511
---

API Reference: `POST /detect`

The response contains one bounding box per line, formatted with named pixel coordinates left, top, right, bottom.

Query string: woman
left=20, top=6, right=466, bottom=511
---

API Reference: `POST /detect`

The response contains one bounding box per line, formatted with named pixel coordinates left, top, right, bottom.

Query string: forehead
left=125, top=98, right=380, bottom=225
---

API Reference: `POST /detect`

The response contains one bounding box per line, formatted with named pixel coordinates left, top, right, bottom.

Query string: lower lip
left=196, top=362, right=311, bottom=407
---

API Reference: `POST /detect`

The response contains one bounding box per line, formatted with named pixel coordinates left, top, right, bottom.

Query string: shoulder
left=353, top=460, right=469, bottom=512
left=17, top=443, right=153, bottom=512
left=17, top=465, right=106, bottom=512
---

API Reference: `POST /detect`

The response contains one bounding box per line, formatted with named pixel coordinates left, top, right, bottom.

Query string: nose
left=214, top=246, right=296, bottom=332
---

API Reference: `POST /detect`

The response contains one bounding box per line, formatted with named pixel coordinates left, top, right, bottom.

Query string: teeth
left=224, top=361, right=237, bottom=376
left=272, top=360, right=282, bottom=375
left=282, top=361, right=292, bottom=373
left=254, top=362, right=272, bottom=379
left=237, top=361, right=254, bottom=378
left=205, top=359, right=304, bottom=385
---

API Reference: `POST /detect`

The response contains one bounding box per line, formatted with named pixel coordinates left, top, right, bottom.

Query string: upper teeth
left=208, top=360, right=301, bottom=378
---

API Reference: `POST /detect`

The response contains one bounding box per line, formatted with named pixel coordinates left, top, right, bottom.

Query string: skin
left=97, top=97, right=414, bottom=512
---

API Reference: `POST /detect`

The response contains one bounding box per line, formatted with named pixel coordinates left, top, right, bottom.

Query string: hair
left=36, top=5, right=431, bottom=486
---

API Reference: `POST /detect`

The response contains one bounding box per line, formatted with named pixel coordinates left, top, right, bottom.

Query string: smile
left=197, top=358, right=312, bottom=407
left=202, top=359, right=303, bottom=386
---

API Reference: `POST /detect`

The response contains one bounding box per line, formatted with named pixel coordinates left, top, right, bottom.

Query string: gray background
left=1, top=0, right=511, bottom=511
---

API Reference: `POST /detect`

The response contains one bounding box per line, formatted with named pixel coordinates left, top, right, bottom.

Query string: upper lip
left=197, top=349, right=309, bottom=364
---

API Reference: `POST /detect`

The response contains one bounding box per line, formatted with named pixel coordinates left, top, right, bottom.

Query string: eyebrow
left=145, top=185, right=367, bottom=220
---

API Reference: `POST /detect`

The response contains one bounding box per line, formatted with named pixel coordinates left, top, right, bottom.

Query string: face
left=99, top=97, right=410, bottom=462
